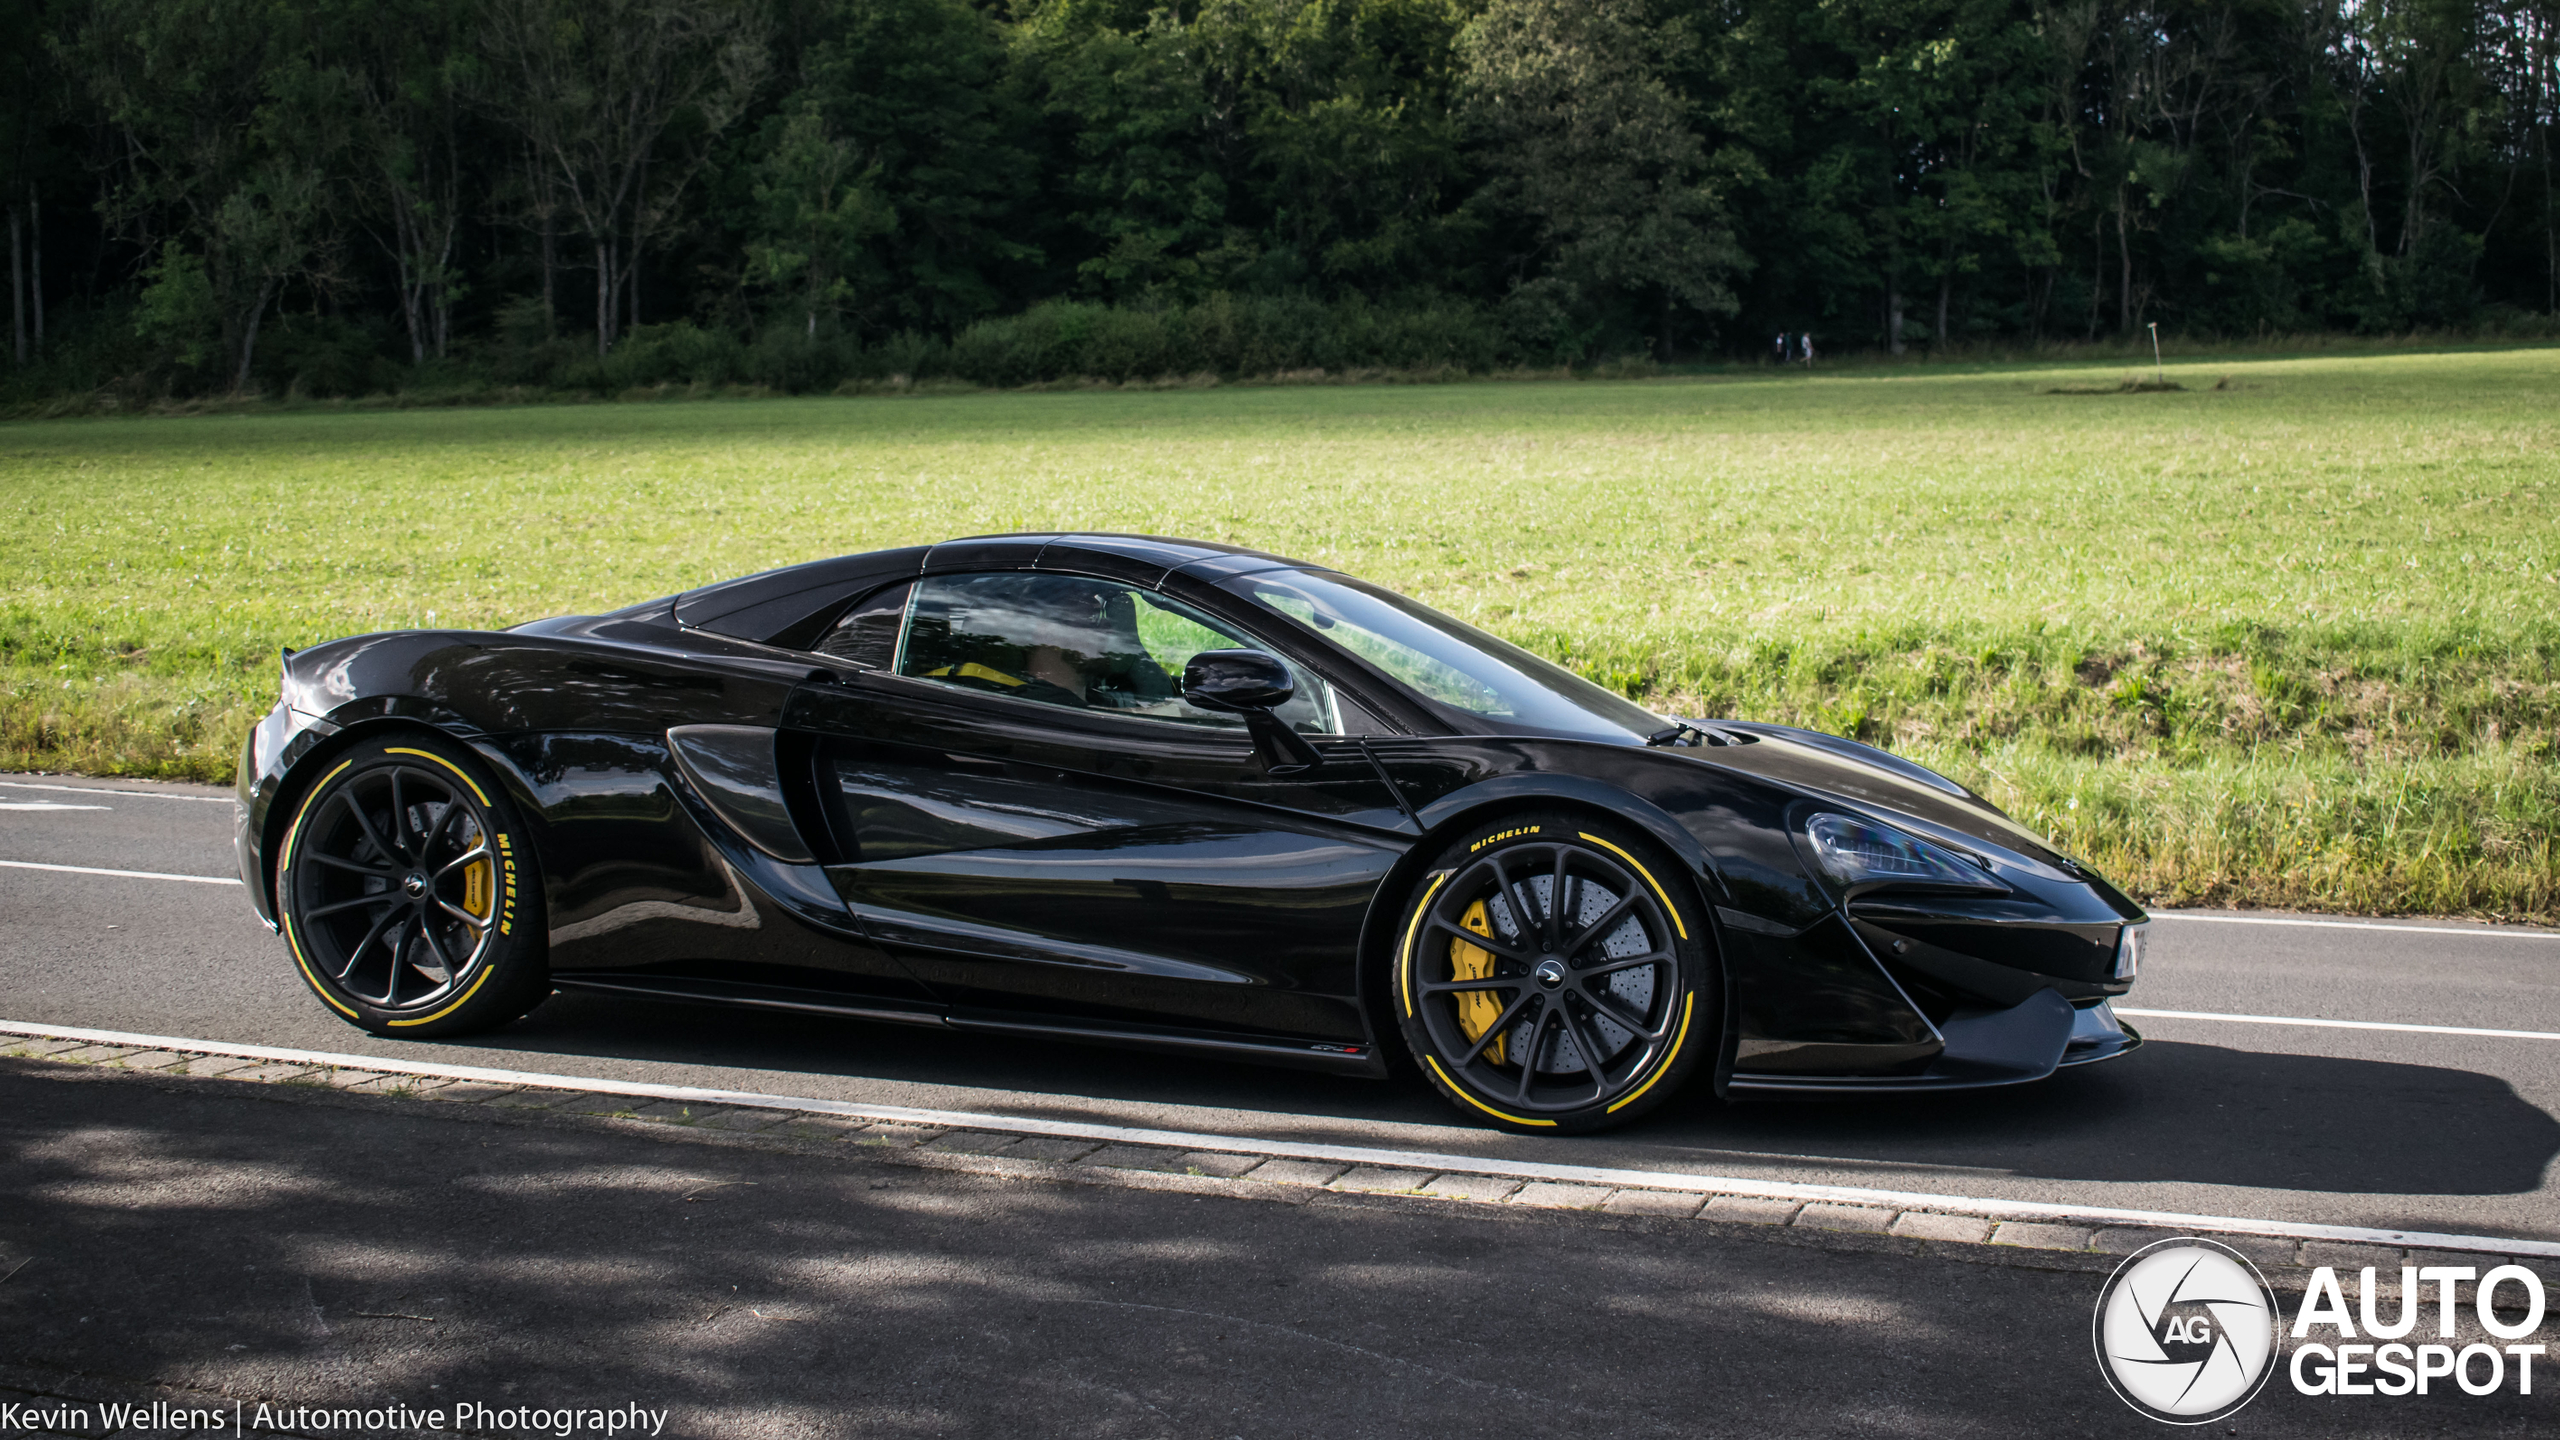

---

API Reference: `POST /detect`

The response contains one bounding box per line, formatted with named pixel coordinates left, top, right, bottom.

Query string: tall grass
left=3, top=346, right=2553, bottom=917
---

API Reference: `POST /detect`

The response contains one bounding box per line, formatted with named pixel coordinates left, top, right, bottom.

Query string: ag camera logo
left=2093, top=1238, right=2279, bottom=1423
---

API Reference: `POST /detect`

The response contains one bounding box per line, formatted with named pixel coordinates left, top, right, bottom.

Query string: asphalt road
left=9, top=1061, right=2545, bottom=1439
left=5, top=773, right=2558, bottom=1244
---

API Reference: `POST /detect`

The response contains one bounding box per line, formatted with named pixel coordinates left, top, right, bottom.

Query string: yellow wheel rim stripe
left=280, top=760, right=360, bottom=1019
left=1576, top=832, right=1688, bottom=940
left=385, top=962, right=497, bottom=1027
left=386, top=747, right=491, bottom=807
left=1423, top=1055, right=1555, bottom=1127
left=1607, top=992, right=1695, bottom=1113
left=1569, top=832, right=1698, bottom=1113
left=1398, top=870, right=1449, bottom=1018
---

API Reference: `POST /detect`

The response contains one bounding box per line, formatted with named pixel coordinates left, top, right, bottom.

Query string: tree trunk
left=2116, top=188, right=2132, bottom=333
left=233, top=280, right=274, bottom=395
left=8, top=203, right=21, bottom=366
left=429, top=199, right=451, bottom=360
left=595, top=238, right=612, bottom=357
left=629, top=152, right=645, bottom=337
left=540, top=189, right=557, bottom=341
left=26, top=184, right=38, bottom=356
left=1887, top=270, right=1904, bottom=355
left=394, top=202, right=427, bottom=366
left=2348, top=112, right=2380, bottom=259
left=2401, top=147, right=2425, bottom=259
left=2087, top=215, right=2103, bottom=340
left=1933, top=266, right=1952, bottom=354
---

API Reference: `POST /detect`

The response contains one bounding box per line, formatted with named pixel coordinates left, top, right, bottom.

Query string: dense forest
left=2, top=0, right=2556, bottom=401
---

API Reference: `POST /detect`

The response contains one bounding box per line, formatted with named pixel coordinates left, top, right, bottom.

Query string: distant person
left=1798, top=333, right=1816, bottom=366
left=1774, top=333, right=1787, bottom=366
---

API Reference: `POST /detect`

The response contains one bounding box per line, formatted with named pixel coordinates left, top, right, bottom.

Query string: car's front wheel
left=1394, top=812, right=1714, bottom=1134
left=276, top=732, right=548, bottom=1037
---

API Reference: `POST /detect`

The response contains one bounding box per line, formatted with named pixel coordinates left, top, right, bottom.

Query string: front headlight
left=2114, top=921, right=2149, bottom=980
left=1803, top=812, right=2003, bottom=895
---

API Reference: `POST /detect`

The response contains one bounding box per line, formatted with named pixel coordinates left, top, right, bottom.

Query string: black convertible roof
left=671, top=533, right=1326, bottom=642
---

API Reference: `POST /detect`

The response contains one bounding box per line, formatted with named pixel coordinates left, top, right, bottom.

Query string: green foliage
left=9, top=0, right=2560, bottom=396
left=132, top=242, right=221, bottom=373
left=786, top=0, right=1040, bottom=332
left=67, top=0, right=343, bottom=391
left=945, top=293, right=1512, bottom=384
left=746, top=104, right=896, bottom=337
left=1460, top=0, right=1743, bottom=344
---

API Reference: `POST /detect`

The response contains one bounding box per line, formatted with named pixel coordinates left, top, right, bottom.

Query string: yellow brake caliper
left=1450, top=899, right=1507, bottom=1065
left=459, top=838, right=493, bottom=925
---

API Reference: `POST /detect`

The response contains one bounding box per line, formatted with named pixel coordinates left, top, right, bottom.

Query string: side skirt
left=948, top=1011, right=1388, bottom=1080
left=546, top=974, right=1390, bottom=1079
left=550, top=973, right=952, bottom=1029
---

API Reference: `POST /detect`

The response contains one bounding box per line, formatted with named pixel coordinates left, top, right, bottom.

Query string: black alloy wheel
left=278, top=733, right=547, bottom=1037
left=1396, top=814, right=1713, bottom=1133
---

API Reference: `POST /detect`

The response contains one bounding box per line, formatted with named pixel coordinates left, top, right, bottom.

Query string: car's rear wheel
left=1394, top=812, right=1713, bottom=1134
left=277, top=733, right=548, bottom=1037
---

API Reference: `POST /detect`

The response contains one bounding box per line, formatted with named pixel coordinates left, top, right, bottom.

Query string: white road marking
left=0, top=860, right=241, bottom=886
left=0, top=803, right=110, bottom=812
left=2153, top=910, right=2560, bottom=941
left=0, top=779, right=231, bottom=804
left=2116, top=1007, right=2560, bottom=1042
left=7, top=1019, right=2555, bottom=1261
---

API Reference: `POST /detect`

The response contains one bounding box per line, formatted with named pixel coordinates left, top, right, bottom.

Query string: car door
left=778, top=570, right=1414, bottom=1047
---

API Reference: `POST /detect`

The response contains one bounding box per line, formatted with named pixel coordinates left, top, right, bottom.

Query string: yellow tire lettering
left=496, top=834, right=519, bottom=935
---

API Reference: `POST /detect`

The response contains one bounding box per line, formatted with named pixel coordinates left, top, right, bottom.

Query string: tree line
left=3, top=0, right=2556, bottom=399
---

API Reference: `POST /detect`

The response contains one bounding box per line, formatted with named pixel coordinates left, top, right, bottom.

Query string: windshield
left=1225, top=570, right=1665, bottom=741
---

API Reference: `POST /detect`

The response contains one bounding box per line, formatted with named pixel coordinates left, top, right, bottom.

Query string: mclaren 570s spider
left=236, top=532, right=2146, bottom=1133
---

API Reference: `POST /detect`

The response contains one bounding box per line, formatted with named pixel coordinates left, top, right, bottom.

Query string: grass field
left=3, top=348, right=2554, bottom=918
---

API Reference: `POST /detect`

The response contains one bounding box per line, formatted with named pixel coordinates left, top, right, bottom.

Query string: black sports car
left=235, top=533, right=2146, bottom=1133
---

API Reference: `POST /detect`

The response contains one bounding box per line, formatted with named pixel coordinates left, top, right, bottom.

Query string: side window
left=811, top=582, right=913, bottom=669
left=896, top=573, right=1338, bottom=733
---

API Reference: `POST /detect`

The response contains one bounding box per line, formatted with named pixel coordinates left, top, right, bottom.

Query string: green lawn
left=4, top=349, right=2555, bottom=918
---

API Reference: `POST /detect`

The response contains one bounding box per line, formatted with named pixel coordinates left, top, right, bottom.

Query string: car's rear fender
left=247, top=708, right=547, bottom=934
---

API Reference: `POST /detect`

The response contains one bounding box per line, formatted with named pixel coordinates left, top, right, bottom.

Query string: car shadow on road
left=458, top=988, right=1456, bottom=1122
left=1646, top=1038, right=2560, bottom=1198
left=449, top=996, right=2560, bottom=1202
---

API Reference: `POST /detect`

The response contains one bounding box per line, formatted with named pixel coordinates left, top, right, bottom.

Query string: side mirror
left=1181, top=649, right=1295, bottom=712
left=1181, top=649, right=1320, bottom=774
